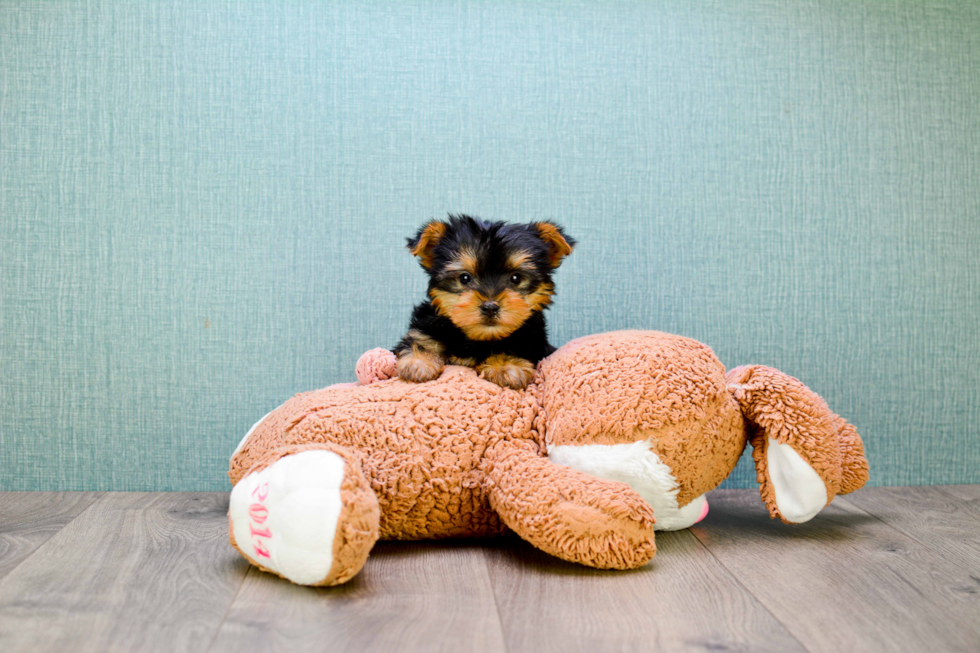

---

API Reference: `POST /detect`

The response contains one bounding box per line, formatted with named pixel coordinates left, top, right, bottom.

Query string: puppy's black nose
left=480, top=301, right=500, bottom=318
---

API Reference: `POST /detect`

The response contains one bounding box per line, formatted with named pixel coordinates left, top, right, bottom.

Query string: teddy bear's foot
left=228, top=445, right=380, bottom=586
left=548, top=440, right=710, bottom=532
left=657, top=495, right=709, bottom=531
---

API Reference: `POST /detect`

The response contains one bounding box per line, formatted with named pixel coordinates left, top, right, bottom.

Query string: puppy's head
left=407, top=214, right=575, bottom=341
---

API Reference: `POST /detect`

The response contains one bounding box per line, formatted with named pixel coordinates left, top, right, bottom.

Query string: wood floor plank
left=938, top=485, right=980, bottom=516
left=209, top=540, right=507, bottom=653
left=845, top=486, right=980, bottom=572
left=0, top=492, right=102, bottom=581
left=483, top=530, right=805, bottom=653
left=0, top=492, right=249, bottom=653
left=692, top=489, right=980, bottom=653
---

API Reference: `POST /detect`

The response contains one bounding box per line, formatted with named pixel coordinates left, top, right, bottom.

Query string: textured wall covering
left=2, top=1, right=978, bottom=491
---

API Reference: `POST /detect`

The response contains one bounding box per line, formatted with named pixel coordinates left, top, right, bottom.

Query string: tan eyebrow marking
left=443, top=247, right=479, bottom=275
left=505, top=250, right=534, bottom=271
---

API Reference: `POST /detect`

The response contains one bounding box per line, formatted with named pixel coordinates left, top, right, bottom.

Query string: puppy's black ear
left=531, top=222, right=576, bottom=269
left=407, top=220, right=448, bottom=270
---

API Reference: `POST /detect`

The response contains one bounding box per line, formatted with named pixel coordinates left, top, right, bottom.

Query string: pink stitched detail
left=253, top=540, right=271, bottom=558
left=248, top=483, right=273, bottom=558
left=249, top=503, right=269, bottom=524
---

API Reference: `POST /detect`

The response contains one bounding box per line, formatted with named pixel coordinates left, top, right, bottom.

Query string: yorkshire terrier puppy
left=394, top=214, right=575, bottom=390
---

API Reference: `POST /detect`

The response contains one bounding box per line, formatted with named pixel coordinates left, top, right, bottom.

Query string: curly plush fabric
left=228, top=330, right=869, bottom=586
left=231, top=365, right=535, bottom=539
left=538, top=332, right=746, bottom=506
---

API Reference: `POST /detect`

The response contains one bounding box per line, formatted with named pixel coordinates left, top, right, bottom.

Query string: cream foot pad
left=229, top=450, right=346, bottom=585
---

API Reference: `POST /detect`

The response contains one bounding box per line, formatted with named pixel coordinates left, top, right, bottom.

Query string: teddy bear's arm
left=484, top=438, right=657, bottom=570
left=356, top=348, right=398, bottom=385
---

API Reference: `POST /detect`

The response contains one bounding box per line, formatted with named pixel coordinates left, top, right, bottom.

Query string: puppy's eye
left=510, top=273, right=522, bottom=285
left=459, top=273, right=472, bottom=285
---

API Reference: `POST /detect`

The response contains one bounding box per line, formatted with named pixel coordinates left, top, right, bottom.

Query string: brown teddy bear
left=228, top=330, right=868, bottom=586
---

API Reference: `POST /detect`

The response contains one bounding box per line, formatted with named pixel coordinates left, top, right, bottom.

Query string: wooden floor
left=1, top=487, right=978, bottom=652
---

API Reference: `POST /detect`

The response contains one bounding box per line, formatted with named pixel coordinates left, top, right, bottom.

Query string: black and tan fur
left=394, top=214, right=574, bottom=389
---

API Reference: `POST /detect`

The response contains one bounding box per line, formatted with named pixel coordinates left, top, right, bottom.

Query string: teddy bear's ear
left=407, top=220, right=448, bottom=270
left=727, top=365, right=868, bottom=524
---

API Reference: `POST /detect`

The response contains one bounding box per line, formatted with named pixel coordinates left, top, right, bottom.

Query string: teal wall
left=2, top=1, right=978, bottom=491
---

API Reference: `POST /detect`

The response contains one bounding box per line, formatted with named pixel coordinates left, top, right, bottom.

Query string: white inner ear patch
left=765, top=438, right=828, bottom=523
left=547, top=440, right=706, bottom=531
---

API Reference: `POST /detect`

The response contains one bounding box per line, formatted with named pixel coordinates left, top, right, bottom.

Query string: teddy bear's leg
left=546, top=440, right=711, bottom=532
left=228, top=443, right=380, bottom=586
left=485, top=439, right=657, bottom=570
left=727, top=365, right=868, bottom=524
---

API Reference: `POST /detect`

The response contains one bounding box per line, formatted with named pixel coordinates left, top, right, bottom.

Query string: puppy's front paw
left=477, top=354, right=535, bottom=390
left=397, top=352, right=445, bottom=383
